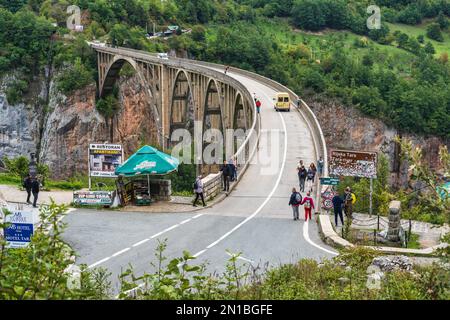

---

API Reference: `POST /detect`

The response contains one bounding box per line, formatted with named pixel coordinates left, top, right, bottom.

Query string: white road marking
left=303, top=220, right=338, bottom=255
left=112, top=247, right=130, bottom=257
left=226, top=251, right=255, bottom=264
left=87, top=214, right=204, bottom=269
left=132, top=238, right=150, bottom=247
left=201, top=106, right=288, bottom=253
left=88, top=257, right=111, bottom=269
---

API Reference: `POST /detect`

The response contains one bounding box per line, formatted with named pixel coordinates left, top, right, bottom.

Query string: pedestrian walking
left=256, top=99, right=261, bottom=114
left=332, top=193, right=344, bottom=226
left=301, top=191, right=315, bottom=221
left=317, top=156, right=324, bottom=176
left=228, top=158, right=236, bottom=182
left=23, top=174, right=32, bottom=204
left=193, top=175, right=206, bottom=207
left=306, top=166, right=315, bottom=192
left=224, top=65, right=230, bottom=74
left=309, top=163, right=317, bottom=181
left=31, top=177, right=40, bottom=208
left=220, top=160, right=231, bottom=192
left=288, top=187, right=302, bottom=221
left=344, top=187, right=353, bottom=219
left=297, top=165, right=307, bottom=192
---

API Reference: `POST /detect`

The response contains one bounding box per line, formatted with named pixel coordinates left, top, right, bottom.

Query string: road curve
left=62, top=52, right=337, bottom=293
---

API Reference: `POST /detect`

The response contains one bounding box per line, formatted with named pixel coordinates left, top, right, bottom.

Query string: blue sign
left=5, top=223, right=34, bottom=243
left=4, top=209, right=34, bottom=248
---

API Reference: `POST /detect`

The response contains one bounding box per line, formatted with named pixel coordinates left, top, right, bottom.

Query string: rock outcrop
left=306, top=95, right=449, bottom=188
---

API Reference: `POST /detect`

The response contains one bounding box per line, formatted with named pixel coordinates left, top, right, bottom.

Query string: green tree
left=424, top=42, right=436, bottom=54
left=56, top=58, right=93, bottom=95
left=437, top=11, right=449, bottom=29
left=426, top=22, right=444, bottom=42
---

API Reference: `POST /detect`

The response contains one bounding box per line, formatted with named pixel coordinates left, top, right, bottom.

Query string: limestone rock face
left=307, top=96, right=449, bottom=188
left=39, top=82, right=107, bottom=179
left=112, top=75, right=160, bottom=159
left=0, top=75, right=44, bottom=160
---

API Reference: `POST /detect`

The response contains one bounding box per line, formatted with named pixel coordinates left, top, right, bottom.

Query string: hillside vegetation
left=0, top=0, right=449, bottom=138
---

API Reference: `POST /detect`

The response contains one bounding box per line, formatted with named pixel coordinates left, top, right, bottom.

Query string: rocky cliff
left=0, top=70, right=157, bottom=179
left=306, top=95, right=449, bottom=188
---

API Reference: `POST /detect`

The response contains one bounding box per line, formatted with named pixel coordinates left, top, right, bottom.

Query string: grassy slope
left=386, top=21, right=450, bottom=55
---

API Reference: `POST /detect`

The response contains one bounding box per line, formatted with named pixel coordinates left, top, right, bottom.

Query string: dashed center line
left=87, top=214, right=204, bottom=269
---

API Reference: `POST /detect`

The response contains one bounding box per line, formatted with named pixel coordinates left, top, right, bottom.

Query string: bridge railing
left=91, top=45, right=261, bottom=197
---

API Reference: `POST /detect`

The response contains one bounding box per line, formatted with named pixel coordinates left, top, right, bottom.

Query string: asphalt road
left=62, top=69, right=337, bottom=294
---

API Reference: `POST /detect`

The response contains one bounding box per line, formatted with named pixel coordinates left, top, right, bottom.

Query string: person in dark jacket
left=31, top=178, right=40, bottom=208
left=228, top=158, right=236, bottom=182
left=289, top=187, right=302, bottom=220
left=23, top=174, right=33, bottom=204
left=332, top=193, right=344, bottom=226
left=306, top=167, right=316, bottom=192
left=297, top=165, right=307, bottom=192
left=220, top=160, right=231, bottom=192
left=193, top=175, right=206, bottom=207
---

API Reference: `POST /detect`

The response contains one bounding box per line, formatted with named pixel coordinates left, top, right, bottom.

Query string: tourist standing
left=301, top=191, right=315, bottom=221
left=317, top=156, right=324, bottom=176
left=193, top=175, right=206, bottom=207
left=344, top=187, right=353, bottom=219
left=289, top=187, right=302, bottom=221
left=332, top=193, right=344, bottom=226
left=220, top=160, right=231, bottom=192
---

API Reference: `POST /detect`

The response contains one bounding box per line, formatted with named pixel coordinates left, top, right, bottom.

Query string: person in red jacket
left=301, top=191, right=315, bottom=221
left=256, top=99, right=261, bottom=114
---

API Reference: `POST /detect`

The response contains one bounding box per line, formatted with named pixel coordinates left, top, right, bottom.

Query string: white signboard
left=89, top=144, right=123, bottom=177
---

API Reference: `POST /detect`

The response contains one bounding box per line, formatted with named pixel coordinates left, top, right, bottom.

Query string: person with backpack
left=306, top=166, right=316, bottom=192
left=193, top=175, right=206, bottom=207
left=31, top=177, right=40, bottom=208
left=256, top=99, right=261, bottom=114
left=301, top=191, right=315, bottom=221
left=344, top=187, right=354, bottom=219
left=297, top=165, right=307, bottom=192
left=332, top=193, right=344, bottom=226
left=288, top=187, right=302, bottom=221
left=23, top=174, right=32, bottom=204
left=220, top=160, right=231, bottom=192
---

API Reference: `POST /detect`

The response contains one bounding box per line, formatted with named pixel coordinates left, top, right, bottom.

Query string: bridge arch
left=169, top=70, right=194, bottom=140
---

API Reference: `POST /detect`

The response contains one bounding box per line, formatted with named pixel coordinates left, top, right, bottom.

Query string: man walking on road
left=23, top=174, right=32, bottom=204
left=288, top=187, right=302, bottom=221
left=301, top=191, right=315, bottom=222
left=220, top=160, right=231, bottom=192
left=193, top=176, right=206, bottom=207
left=297, top=165, right=307, bottom=192
left=31, top=177, right=40, bottom=208
left=332, top=193, right=344, bottom=226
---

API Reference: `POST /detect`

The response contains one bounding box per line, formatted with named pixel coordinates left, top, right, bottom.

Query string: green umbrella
left=115, top=145, right=179, bottom=201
